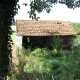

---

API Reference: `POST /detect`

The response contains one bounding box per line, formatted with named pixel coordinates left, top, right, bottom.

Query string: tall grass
left=8, top=23, right=80, bottom=80
left=8, top=45, right=80, bottom=80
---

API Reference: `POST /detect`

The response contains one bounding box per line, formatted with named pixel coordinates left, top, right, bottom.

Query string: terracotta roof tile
left=16, top=20, right=76, bottom=36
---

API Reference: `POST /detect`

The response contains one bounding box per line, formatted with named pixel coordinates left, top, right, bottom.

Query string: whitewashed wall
left=16, top=33, right=23, bottom=48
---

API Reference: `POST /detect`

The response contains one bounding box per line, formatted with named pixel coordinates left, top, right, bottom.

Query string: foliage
left=52, top=36, right=64, bottom=56
left=11, top=32, right=16, bottom=43
left=0, top=0, right=18, bottom=79
left=0, top=0, right=80, bottom=79
left=26, top=0, right=80, bottom=19
left=8, top=47, right=61, bottom=80
left=72, top=23, right=80, bottom=35
left=73, top=35, right=80, bottom=47
left=9, top=29, right=80, bottom=80
left=55, top=46, right=80, bottom=80
left=72, top=23, right=80, bottom=47
left=8, top=44, right=80, bottom=80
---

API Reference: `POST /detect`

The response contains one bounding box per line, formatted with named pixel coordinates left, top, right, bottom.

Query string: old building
left=16, top=20, right=76, bottom=49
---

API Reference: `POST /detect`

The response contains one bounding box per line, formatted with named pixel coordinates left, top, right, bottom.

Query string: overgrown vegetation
left=0, top=0, right=80, bottom=79
left=11, top=32, right=16, bottom=44
left=8, top=46, right=80, bottom=80
left=73, top=23, right=80, bottom=35
left=52, top=36, right=64, bottom=56
left=0, top=1, right=18, bottom=79
left=73, top=23, right=80, bottom=46
left=8, top=23, right=80, bottom=80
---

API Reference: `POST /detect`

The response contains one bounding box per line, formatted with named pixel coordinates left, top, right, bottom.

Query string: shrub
left=51, top=36, right=64, bottom=56
left=8, top=32, right=80, bottom=80
left=73, top=35, right=80, bottom=47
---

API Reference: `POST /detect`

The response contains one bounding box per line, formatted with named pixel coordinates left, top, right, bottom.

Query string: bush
left=51, top=36, right=64, bottom=57
left=8, top=30, right=80, bottom=80
left=73, top=35, right=80, bottom=47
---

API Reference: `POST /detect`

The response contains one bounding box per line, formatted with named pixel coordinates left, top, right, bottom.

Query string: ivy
left=0, top=0, right=18, bottom=80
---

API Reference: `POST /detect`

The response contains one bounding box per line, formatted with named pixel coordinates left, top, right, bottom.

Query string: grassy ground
left=8, top=46, right=80, bottom=80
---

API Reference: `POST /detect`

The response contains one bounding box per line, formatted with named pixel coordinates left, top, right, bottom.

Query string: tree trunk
left=0, top=7, right=10, bottom=80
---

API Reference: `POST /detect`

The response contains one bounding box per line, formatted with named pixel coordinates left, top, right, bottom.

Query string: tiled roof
left=16, top=20, right=76, bottom=36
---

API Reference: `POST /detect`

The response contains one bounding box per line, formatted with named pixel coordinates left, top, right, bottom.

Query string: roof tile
left=16, top=20, right=76, bottom=36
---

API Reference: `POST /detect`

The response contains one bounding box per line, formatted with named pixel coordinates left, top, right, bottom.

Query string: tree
left=27, top=0, right=80, bottom=19
left=0, top=0, right=19, bottom=80
left=0, top=0, right=80, bottom=80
